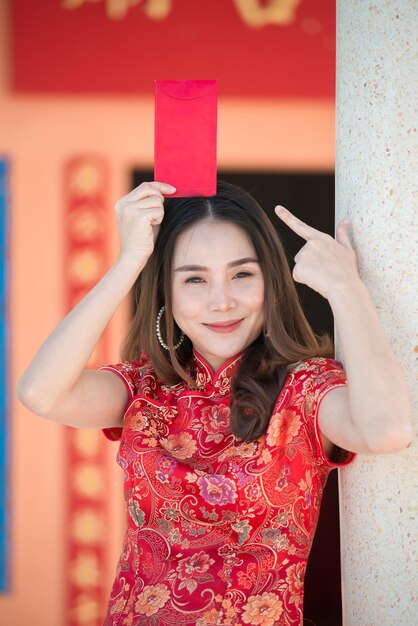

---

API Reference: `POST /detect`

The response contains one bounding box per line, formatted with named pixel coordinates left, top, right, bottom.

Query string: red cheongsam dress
left=100, top=351, right=355, bottom=626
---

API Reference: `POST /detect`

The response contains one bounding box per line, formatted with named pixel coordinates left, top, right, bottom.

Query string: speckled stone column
left=335, top=2, right=417, bottom=624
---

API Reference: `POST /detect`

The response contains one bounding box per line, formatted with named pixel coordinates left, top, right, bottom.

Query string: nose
left=208, top=280, right=237, bottom=312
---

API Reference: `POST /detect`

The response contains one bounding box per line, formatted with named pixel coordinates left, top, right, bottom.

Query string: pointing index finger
left=274, top=205, right=324, bottom=241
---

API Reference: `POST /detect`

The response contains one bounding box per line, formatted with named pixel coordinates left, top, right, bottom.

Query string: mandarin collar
left=192, top=349, right=245, bottom=394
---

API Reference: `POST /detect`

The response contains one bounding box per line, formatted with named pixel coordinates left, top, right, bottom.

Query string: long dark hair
left=122, top=180, right=332, bottom=440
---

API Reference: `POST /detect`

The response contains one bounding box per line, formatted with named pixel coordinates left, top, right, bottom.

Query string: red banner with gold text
left=11, top=0, right=335, bottom=97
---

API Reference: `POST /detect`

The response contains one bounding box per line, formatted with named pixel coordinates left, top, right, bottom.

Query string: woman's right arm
left=16, top=181, right=176, bottom=429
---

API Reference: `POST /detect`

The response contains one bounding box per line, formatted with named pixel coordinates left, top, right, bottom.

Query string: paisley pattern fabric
left=100, top=352, right=354, bottom=626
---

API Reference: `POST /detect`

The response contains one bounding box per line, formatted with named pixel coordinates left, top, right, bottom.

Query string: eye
left=234, top=271, right=253, bottom=279
left=185, top=276, right=205, bottom=284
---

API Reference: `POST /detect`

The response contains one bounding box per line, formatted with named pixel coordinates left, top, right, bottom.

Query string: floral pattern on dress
left=101, top=352, right=354, bottom=626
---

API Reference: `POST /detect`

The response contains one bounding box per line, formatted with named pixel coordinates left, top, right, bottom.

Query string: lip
left=203, top=319, right=244, bottom=333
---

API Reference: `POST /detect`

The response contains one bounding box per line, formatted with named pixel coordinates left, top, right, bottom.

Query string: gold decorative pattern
left=73, top=463, right=104, bottom=499
left=67, top=205, right=104, bottom=242
left=67, top=249, right=103, bottom=284
left=68, top=593, right=102, bottom=623
left=70, top=552, right=101, bottom=587
left=73, top=430, right=101, bottom=458
left=67, top=160, right=105, bottom=195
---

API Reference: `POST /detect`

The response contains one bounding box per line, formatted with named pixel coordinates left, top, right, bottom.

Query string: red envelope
left=154, top=79, right=218, bottom=197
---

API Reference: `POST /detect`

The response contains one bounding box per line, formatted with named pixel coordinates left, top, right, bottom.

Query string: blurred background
left=1, top=1, right=340, bottom=624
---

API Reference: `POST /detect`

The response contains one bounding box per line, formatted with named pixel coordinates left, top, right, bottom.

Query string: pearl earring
left=156, top=305, right=185, bottom=351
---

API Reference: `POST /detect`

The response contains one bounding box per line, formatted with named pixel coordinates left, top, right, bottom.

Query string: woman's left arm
left=275, top=206, right=413, bottom=455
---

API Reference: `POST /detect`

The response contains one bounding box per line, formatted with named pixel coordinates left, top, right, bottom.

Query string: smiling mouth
left=203, top=319, right=244, bottom=333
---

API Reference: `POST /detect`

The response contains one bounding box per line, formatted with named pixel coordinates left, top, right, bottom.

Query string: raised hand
left=16, top=179, right=175, bottom=425
left=115, top=181, right=176, bottom=265
left=274, top=205, right=360, bottom=300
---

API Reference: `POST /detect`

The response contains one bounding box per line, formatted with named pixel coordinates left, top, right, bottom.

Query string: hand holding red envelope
left=154, top=79, right=218, bottom=197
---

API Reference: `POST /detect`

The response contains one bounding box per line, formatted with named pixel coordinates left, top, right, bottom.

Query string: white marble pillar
left=335, top=1, right=417, bottom=624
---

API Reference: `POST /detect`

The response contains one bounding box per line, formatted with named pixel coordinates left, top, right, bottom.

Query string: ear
left=336, top=220, right=354, bottom=249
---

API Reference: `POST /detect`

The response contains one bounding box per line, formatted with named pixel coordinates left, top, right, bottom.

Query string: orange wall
left=0, top=0, right=335, bottom=624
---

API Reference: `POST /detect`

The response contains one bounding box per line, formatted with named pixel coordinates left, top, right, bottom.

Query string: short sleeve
left=98, top=361, right=145, bottom=399
left=302, top=358, right=356, bottom=468
left=98, top=358, right=147, bottom=441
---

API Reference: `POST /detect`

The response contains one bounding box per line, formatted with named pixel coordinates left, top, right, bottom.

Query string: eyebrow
left=173, top=257, right=259, bottom=272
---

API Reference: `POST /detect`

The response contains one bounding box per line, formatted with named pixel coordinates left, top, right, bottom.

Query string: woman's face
left=171, top=219, right=265, bottom=372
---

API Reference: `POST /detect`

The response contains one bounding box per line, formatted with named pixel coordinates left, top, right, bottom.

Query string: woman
left=17, top=180, right=412, bottom=625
